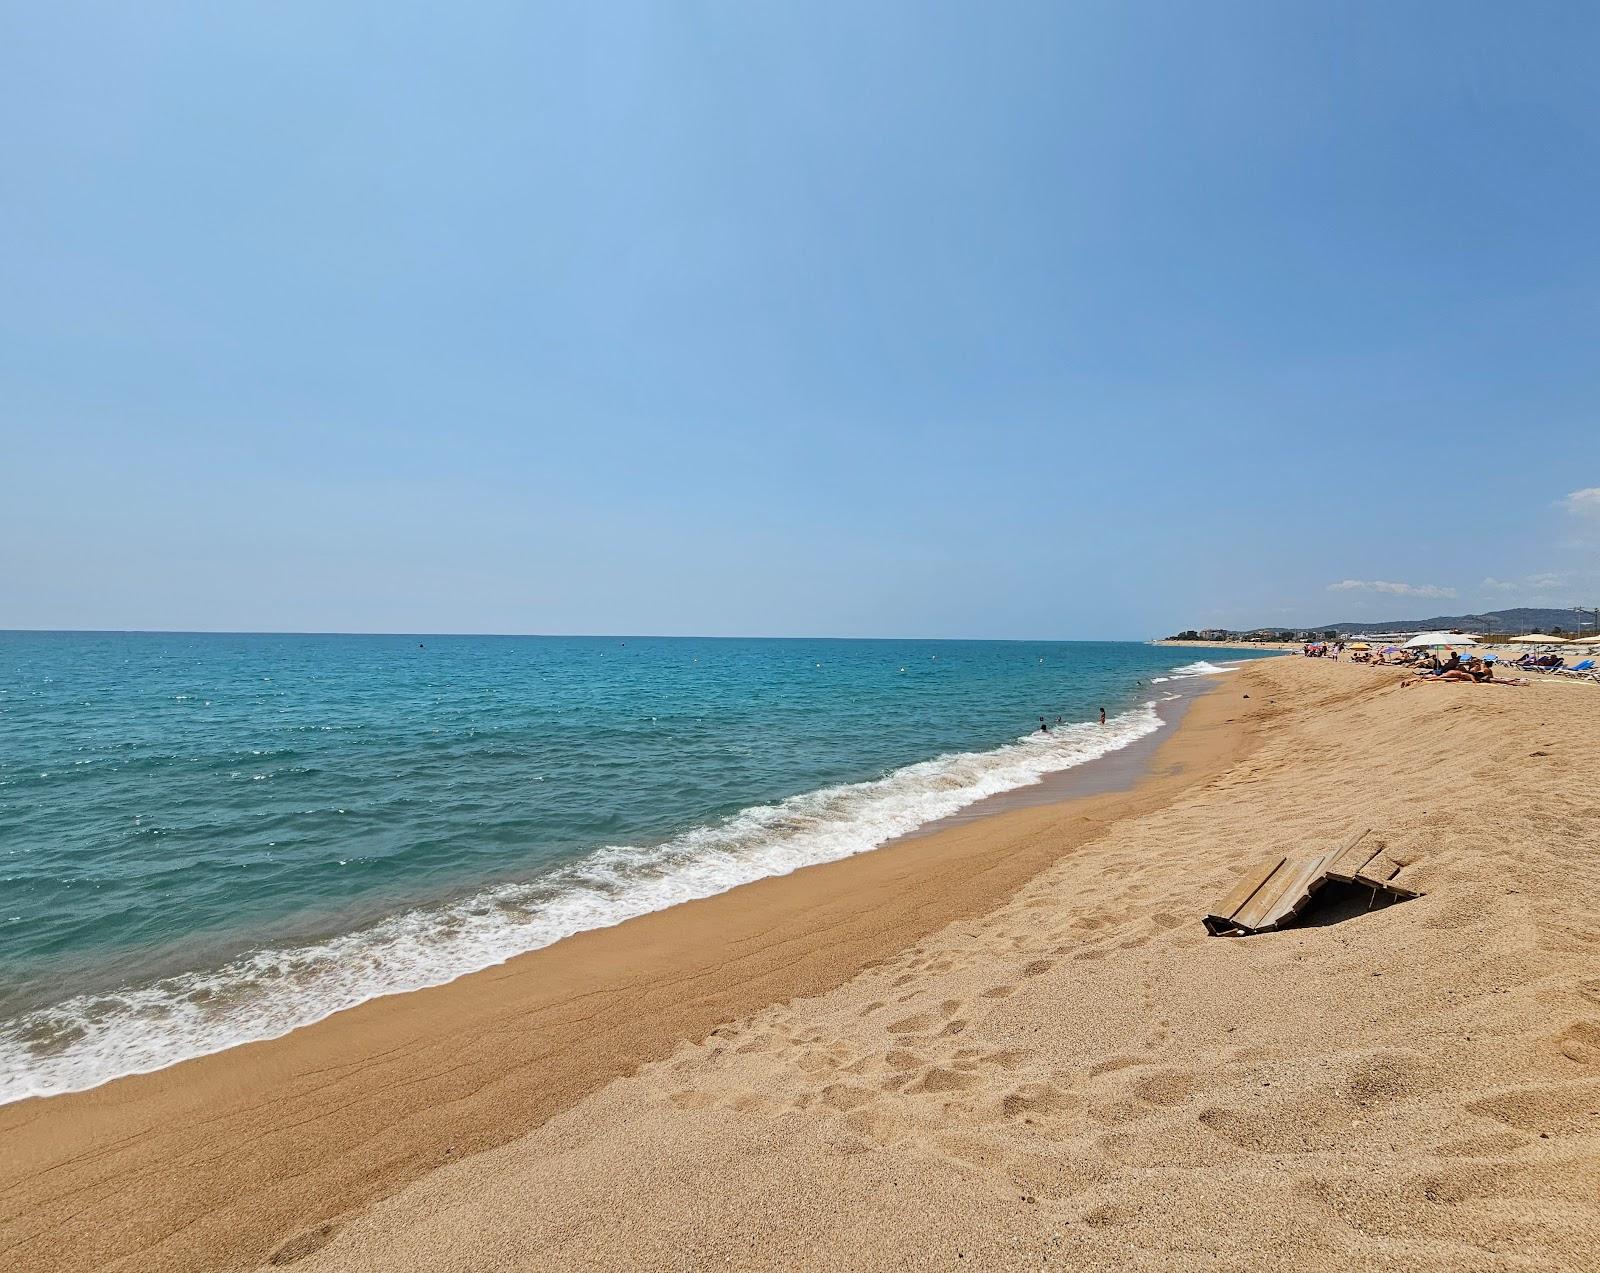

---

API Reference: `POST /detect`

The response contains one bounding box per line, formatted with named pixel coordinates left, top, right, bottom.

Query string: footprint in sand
left=1127, top=1068, right=1202, bottom=1106
left=1000, top=1081, right=1081, bottom=1121
left=267, top=1223, right=340, bottom=1266
left=1434, top=1130, right=1532, bottom=1157
left=910, top=1066, right=980, bottom=1093
left=1553, top=1020, right=1600, bottom=1066
left=820, top=1083, right=875, bottom=1111
left=981, top=984, right=1016, bottom=999
left=843, top=1105, right=918, bottom=1146
left=1021, top=959, right=1054, bottom=978
left=795, top=1049, right=846, bottom=1075
left=1003, top=1151, right=1097, bottom=1203
left=1197, top=1092, right=1360, bottom=1154
left=1340, top=1050, right=1432, bottom=1106
left=1079, top=1201, right=1135, bottom=1228
left=1087, top=1055, right=1146, bottom=1077
left=1466, top=1078, right=1600, bottom=1136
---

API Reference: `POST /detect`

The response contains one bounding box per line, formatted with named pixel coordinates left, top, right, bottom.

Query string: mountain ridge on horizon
left=1284, top=606, right=1594, bottom=636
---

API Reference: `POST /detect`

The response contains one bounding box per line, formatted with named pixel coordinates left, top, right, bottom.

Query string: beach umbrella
left=1403, top=631, right=1478, bottom=648
left=1568, top=633, right=1600, bottom=645
left=1346, top=642, right=1371, bottom=650
left=1508, top=633, right=1568, bottom=644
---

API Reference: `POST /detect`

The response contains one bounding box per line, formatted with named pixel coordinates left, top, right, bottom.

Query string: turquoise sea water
left=0, top=632, right=1271, bottom=1100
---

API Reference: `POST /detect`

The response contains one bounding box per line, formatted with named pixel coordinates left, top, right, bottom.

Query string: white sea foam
left=0, top=695, right=1202, bottom=1103
left=1165, top=660, right=1236, bottom=678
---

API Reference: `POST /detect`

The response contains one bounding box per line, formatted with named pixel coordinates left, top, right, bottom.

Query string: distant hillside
left=1168, top=606, right=1598, bottom=642
left=1316, top=607, right=1592, bottom=635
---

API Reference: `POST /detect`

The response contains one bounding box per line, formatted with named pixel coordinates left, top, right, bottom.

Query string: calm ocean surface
left=0, top=632, right=1271, bottom=1100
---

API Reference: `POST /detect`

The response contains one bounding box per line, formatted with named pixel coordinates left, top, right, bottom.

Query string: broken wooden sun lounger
left=1203, top=828, right=1420, bottom=936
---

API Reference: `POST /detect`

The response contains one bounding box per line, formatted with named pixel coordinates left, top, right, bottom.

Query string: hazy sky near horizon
left=3, top=3, right=1597, bottom=638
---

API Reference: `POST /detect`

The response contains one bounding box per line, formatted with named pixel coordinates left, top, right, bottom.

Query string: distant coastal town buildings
left=1168, top=605, right=1598, bottom=644
left=1169, top=628, right=1339, bottom=643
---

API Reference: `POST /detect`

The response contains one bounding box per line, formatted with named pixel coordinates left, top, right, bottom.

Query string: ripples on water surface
left=0, top=632, right=1269, bottom=1099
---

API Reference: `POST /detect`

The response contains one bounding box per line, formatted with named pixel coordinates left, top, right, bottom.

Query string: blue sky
left=3, top=3, right=1596, bottom=638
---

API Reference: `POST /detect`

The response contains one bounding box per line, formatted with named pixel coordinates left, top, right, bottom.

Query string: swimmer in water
left=1038, top=717, right=1050, bottom=733
left=1099, top=707, right=1106, bottom=725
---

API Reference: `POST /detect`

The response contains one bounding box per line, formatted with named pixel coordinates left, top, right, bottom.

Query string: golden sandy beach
left=4, top=657, right=1597, bottom=1272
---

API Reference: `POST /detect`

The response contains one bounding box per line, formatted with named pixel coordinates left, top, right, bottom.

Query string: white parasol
left=1402, top=631, right=1478, bottom=648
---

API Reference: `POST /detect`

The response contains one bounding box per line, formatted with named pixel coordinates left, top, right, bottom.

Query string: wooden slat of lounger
left=1354, top=850, right=1404, bottom=885
left=1323, top=827, right=1378, bottom=882
left=1206, top=855, right=1287, bottom=928
left=1258, top=852, right=1335, bottom=930
left=1233, top=853, right=1328, bottom=932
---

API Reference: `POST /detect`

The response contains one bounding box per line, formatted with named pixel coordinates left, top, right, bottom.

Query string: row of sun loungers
left=1518, top=657, right=1599, bottom=683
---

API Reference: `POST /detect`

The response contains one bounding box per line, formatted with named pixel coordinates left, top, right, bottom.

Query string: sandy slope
left=289, top=659, right=1600, bottom=1272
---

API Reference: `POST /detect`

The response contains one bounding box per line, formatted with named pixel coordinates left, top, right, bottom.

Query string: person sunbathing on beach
left=1404, top=651, right=1466, bottom=683
left=1411, top=655, right=1514, bottom=685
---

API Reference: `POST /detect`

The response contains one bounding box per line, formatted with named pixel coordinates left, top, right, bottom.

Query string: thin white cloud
left=1561, top=487, right=1600, bottom=517
left=1480, top=572, right=1566, bottom=597
left=1327, top=579, right=1456, bottom=600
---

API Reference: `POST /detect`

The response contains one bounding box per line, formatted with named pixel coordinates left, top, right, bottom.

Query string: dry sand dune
left=286, top=659, right=1598, bottom=1272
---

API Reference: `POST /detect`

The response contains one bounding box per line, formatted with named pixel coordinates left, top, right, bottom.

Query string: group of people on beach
left=1359, top=647, right=1426, bottom=667
left=1408, top=650, right=1496, bottom=682
left=1397, top=650, right=1533, bottom=687
left=1343, top=645, right=1484, bottom=672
